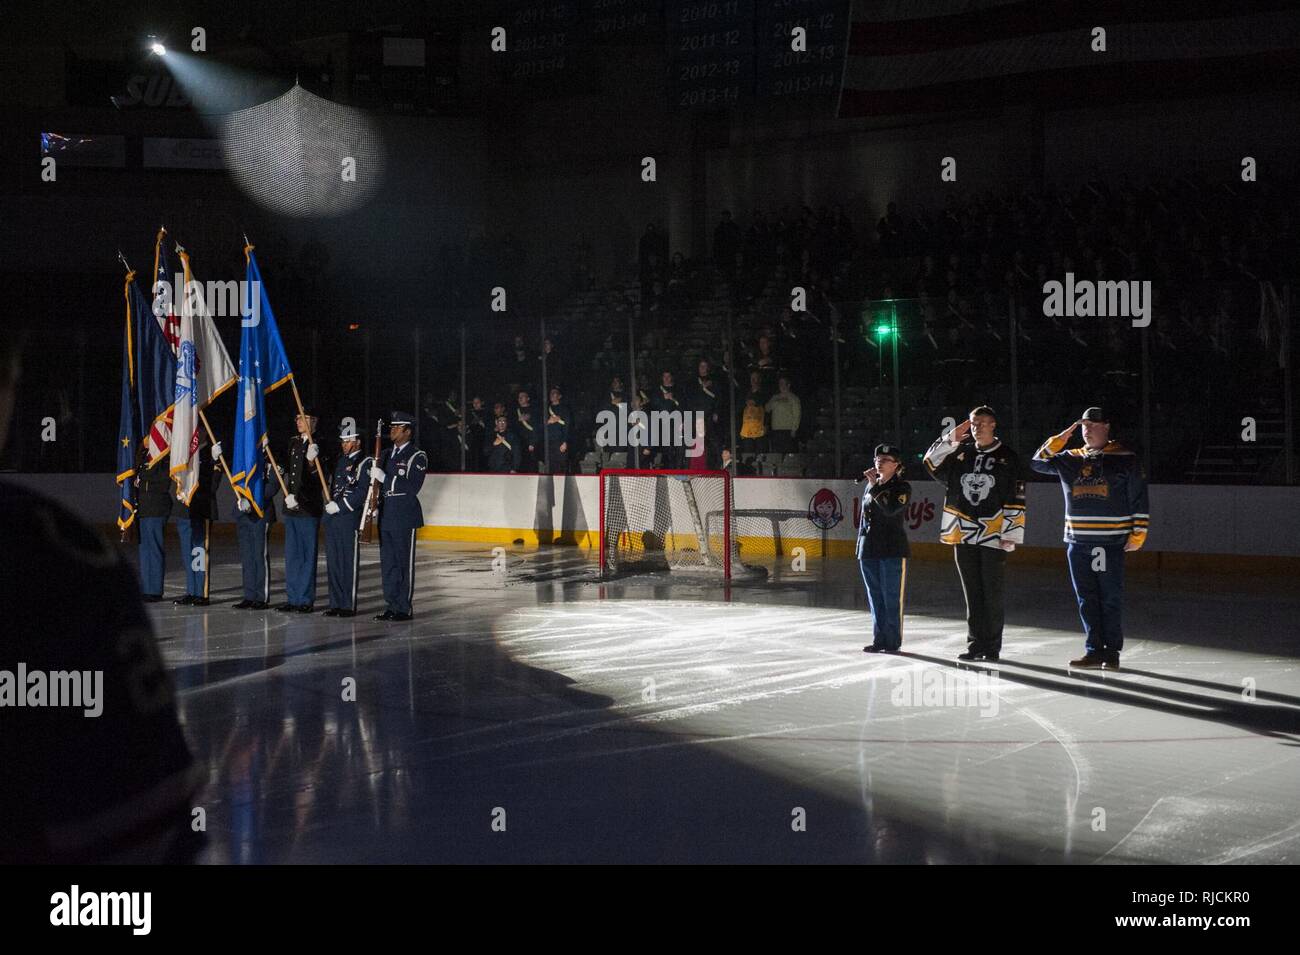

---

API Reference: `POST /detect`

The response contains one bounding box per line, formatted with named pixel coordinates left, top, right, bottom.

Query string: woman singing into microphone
left=857, top=444, right=911, bottom=654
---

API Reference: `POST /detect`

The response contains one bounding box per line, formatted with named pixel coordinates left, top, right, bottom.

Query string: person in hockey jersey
left=923, top=406, right=1027, bottom=661
left=371, top=411, right=427, bottom=621
left=1031, top=407, right=1149, bottom=670
left=858, top=444, right=912, bottom=654
left=232, top=446, right=277, bottom=610
left=322, top=422, right=372, bottom=617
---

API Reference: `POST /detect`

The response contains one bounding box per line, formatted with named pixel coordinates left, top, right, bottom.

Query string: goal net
left=599, top=469, right=761, bottom=579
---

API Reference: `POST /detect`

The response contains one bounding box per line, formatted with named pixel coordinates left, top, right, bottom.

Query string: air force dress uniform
left=323, top=426, right=372, bottom=617
left=374, top=412, right=427, bottom=620
left=1031, top=408, right=1149, bottom=667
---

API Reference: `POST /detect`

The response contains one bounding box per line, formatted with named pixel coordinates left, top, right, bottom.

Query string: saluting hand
left=863, top=467, right=880, bottom=484
left=1057, top=421, right=1081, bottom=440
left=950, top=420, right=972, bottom=444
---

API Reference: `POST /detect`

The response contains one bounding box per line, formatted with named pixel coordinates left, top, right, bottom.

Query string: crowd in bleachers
left=418, top=170, right=1296, bottom=483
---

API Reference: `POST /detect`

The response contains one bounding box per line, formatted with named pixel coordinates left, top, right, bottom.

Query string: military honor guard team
left=132, top=403, right=1147, bottom=668
left=134, top=409, right=425, bottom=623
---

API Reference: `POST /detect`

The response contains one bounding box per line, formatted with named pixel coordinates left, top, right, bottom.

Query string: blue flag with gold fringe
left=231, top=243, right=294, bottom=516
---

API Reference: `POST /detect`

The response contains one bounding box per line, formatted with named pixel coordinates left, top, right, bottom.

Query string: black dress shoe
left=276, top=603, right=298, bottom=612
left=389, top=612, right=413, bottom=622
left=191, top=597, right=210, bottom=607
left=374, top=611, right=394, bottom=621
left=173, top=595, right=195, bottom=606
left=958, top=649, right=999, bottom=662
left=296, top=605, right=314, bottom=613
left=250, top=601, right=270, bottom=610
left=335, top=609, right=355, bottom=618
left=141, top=594, right=162, bottom=603
left=322, top=608, right=340, bottom=617
left=1069, top=653, right=1105, bottom=669
left=233, top=599, right=254, bottom=610
left=863, top=645, right=884, bottom=653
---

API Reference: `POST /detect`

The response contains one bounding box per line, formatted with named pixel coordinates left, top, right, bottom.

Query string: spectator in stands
left=689, top=359, right=722, bottom=466
left=510, top=336, right=533, bottom=392
left=439, top=388, right=463, bottom=471
left=465, top=396, right=487, bottom=471
left=597, top=376, right=629, bottom=466
left=765, top=376, right=802, bottom=453
left=419, top=392, right=443, bottom=472
left=485, top=414, right=521, bottom=473
left=739, top=396, right=766, bottom=455
left=514, top=390, right=538, bottom=472
left=877, top=202, right=905, bottom=257
left=545, top=385, right=573, bottom=474
left=651, top=370, right=684, bottom=468
left=665, top=252, right=691, bottom=310
left=540, top=337, right=564, bottom=386
left=721, top=446, right=755, bottom=476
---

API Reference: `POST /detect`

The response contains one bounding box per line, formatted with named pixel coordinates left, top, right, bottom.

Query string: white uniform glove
left=210, top=441, right=222, bottom=461
left=237, top=497, right=251, bottom=513
left=370, top=466, right=385, bottom=483
left=306, top=443, right=319, bottom=462
left=285, top=493, right=299, bottom=510
left=325, top=501, right=340, bottom=515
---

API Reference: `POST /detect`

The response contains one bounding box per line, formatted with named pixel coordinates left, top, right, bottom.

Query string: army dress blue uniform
left=173, top=443, right=220, bottom=606
left=857, top=445, right=912, bottom=653
left=375, top=412, right=427, bottom=619
left=1031, top=408, right=1149, bottom=667
left=135, top=458, right=173, bottom=600
left=323, top=430, right=373, bottom=616
left=233, top=457, right=278, bottom=609
left=280, top=432, right=325, bottom=611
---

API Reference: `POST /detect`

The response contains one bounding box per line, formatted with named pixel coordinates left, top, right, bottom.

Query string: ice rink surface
left=145, top=541, right=1300, bottom=864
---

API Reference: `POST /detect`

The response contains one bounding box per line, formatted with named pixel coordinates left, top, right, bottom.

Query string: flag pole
left=243, top=232, right=330, bottom=499
left=262, top=438, right=291, bottom=499
left=198, top=408, right=241, bottom=496
left=289, top=378, right=332, bottom=498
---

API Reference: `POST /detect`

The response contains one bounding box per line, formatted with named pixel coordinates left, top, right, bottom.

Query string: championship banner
left=169, top=245, right=237, bottom=504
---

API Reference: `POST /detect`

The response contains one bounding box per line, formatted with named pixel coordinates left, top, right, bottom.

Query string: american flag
left=152, top=227, right=182, bottom=356
left=144, top=228, right=180, bottom=462
left=838, top=0, right=1300, bottom=118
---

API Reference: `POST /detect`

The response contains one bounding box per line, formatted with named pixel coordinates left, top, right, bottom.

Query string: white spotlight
left=150, top=42, right=167, bottom=56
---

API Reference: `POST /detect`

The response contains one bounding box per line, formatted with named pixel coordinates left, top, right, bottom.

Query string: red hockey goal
left=599, top=469, right=743, bottom=579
